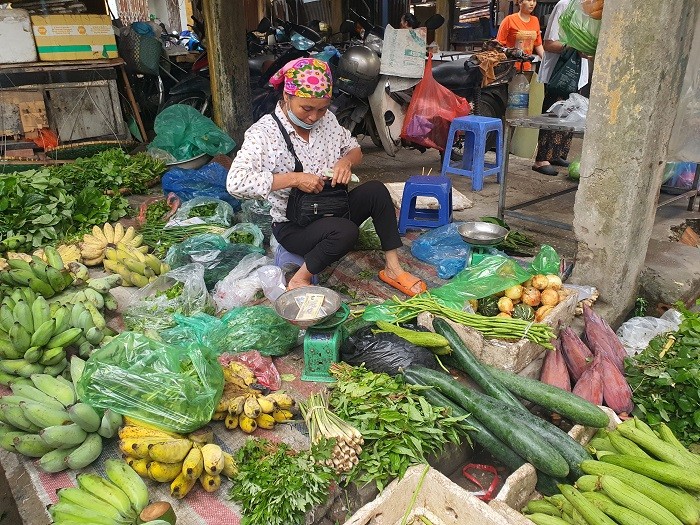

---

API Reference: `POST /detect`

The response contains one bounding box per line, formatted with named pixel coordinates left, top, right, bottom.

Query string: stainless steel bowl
left=458, top=221, right=509, bottom=246
left=165, top=153, right=212, bottom=170
left=273, top=286, right=342, bottom=330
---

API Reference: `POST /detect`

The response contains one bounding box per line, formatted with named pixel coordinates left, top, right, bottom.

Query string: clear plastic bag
left=616, top=309, right=682, bottom=356
left=353, top=218, right=382, bottom=251
left=221, top=222, right=264, bottom=247
left=547, top=93, right=589, bottom=123
left=411, top=223, right=472, bottom=279
left=240, top=199, right=273, bottom=245
left=218, top=350, right=282, bottom=390
left=148, top=105, right=236, bottom=161
left=212, top=253, right=270, bottom=311
left=167, top=196, right=234, bottom=227
left=162, top=162, right=241, bottom=210
left=529, top=245, right=561, bottom=276
left=165, top=234, right=266, bottom=290
left=122, top=263, right=215, bottom=333
left=558, top=0, right=601, bottom=56
left=77, top=332, right=224, bottom=433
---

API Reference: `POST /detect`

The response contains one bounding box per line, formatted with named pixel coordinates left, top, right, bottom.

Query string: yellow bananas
left=102, top=242, right=167, bottom=288
left=79, top=223, right=143, bottom=266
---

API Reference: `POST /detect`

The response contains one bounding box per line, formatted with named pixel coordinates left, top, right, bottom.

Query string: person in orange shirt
left=496, top=0, right=544, bottom=71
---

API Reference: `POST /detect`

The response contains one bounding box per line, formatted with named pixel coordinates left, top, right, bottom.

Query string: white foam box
left=344, top=464, right=533, bottom=525
left=418, top=290, right=578, bottom=376
left=0, top=9, right=38, bottom=64
left=494, top=406, right=620, bottom=513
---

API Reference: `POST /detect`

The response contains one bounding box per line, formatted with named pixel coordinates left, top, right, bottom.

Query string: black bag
left=271, top=112, right=350, bottom=227
left=547, top=47, right=582, bottom=97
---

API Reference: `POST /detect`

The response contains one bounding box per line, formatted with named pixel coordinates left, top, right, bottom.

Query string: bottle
left=506, top=72, right=530, bottom=120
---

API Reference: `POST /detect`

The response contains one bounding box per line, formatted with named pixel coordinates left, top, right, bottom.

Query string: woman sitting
left=226, top=57, right=427, bottom=296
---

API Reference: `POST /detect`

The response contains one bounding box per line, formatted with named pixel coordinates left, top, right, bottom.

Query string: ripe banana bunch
left=118, top=421, right=234, bottom=499
left=0, top=247, right=74, bottom=299
left=0, top=288, right=84, bottom=380
left=34, top=243, right=82, bottom=267
left=217, top=390, right=295, bottom=434
left=102, top=242, right=168, bottom=288
left=80, top=223, right=143, bottom=267
left=47, top=459, right=150, bottom=525
left=0, top=373, right=122, bottom=472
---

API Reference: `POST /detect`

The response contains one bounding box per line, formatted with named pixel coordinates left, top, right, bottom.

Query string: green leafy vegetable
left=228, top=231, right=255, bottom=245
left=228, top=438, right=336, bottom=525
left=144, top=199, right=172, bottom=226
left=626, top=302, right=700, bottom=447
left=187, top=203, right=218, bottom=218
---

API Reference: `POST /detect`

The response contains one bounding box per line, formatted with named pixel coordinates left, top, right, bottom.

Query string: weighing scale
left=458, top=221, right=509, bottom=266
left=301, top=303, right=350, bottom=383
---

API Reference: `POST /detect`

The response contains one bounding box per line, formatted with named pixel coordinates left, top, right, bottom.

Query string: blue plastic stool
left=274, top=244, right=319, bottom=284
left=441, top=115, right=503, bottom=191
left=398, top=175, right=452, bottom=234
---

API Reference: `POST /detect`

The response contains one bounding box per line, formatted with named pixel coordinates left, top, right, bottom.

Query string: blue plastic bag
left=162, top=162, right=241, bottom=211
left=410, top=223, right=471, bottom=279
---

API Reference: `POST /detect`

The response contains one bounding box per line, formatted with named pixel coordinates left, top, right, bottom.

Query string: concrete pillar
left=571, top=1, right=697, bottom=323
left=201, top=0, right=252, bottom=147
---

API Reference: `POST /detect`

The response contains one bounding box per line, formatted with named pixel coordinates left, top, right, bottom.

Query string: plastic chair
left=274, top=244, right=319, bottom=284
left=398, top=175, right=452, bottom=234
left=441, top=115, right=503, bottom=191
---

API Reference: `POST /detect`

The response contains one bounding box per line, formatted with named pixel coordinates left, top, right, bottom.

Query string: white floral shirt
left=226, top=104, right=360, bottom=223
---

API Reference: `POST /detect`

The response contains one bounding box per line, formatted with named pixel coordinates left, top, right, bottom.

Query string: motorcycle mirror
left=424, top=14, right=445, bottom=30
left=257, top=18, right=272, bottom=33
left=339, top=19, right=355, bottom=34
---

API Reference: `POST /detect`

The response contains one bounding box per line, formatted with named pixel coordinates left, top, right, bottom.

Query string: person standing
left=532, top=0, right=589, bottom=175
left=400, top=13, right=420, bottom=29
left=496, top=0, right=544, bottom=72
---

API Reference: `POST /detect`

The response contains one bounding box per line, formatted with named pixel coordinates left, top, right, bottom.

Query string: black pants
left=272, top=180, right=402, bottom=275
left=535, top=87, right=573, bottom=163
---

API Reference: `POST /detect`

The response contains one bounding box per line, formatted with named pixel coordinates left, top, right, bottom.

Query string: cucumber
left=404, top=365, right=569, bottom=478
left=600, top=454, right=700, bottom=492
left=484, top=364, right=610, bottom=428
left=431, top=318, right=525, bottom=411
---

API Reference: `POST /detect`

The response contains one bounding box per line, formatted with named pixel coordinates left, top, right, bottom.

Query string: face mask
left=286, top=106, right=320, bottom=130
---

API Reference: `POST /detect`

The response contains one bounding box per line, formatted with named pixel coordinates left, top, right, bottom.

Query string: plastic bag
left=431, top=254, right=533, bottom=309
left=212, top=253, right=271, bottom=311
left=616, top=309, right=682, bottom=357
left=122, top=263, right=215, bottom=333
left=136, top=193, right=180, bottom=227
left=219, top=350, right=282, bottom=390
left=165, top=234, right=266, bottom=290
left=340, top=325, right=438, bottom=376
left=77, top=333, right=224, bottom=433
left=167, top=196, right=234, bottom=227
left=529, top=245, right=561, bottom=276
left=400, top=55, right=471, bottom=151
left=353, top=218, right=382, bottom=251
left=204, top=306, right=299, bottom=357
left=547, top=93, right=589, bottom=123
left=558, top=0, right=601, bottom=56
left=411, top=223, right=473, bottom=279
left=162, top=162, right=241, bottom=210
left=148, top=105, right=236, bottom=161
left=661, top=162, right=699, bottom=193
left=240, top=199, right=273, bottom=245
left=221, top=222, right=264, bottom=247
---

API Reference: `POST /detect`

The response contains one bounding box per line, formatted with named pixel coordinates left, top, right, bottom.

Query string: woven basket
left=118, top=28, right=163, bottom=76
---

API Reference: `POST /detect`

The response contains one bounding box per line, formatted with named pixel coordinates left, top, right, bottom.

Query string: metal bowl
left=273, top=286, right=343, bottom=330
left=458, top=221, right=509, bottom=246
left=165, top=153, right=212, bottom=170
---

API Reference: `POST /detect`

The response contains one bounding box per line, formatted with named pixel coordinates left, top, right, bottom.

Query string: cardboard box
left=0, top=91, right=48, bottom=135
left=31, top=15, right=117, bottom=61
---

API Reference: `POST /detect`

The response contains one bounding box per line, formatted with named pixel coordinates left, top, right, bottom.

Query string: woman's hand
left=330, top=158, right=353, bottom=187
left=296, top=172, right=325, bottom=193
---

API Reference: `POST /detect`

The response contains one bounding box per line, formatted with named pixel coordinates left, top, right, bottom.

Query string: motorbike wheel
left=159, top=92, right=211, bottom=116
left=449, top=92, right=506, bottom=162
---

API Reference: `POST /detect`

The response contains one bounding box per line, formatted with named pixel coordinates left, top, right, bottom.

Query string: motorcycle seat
left=431, top=58, right=473, bottom=91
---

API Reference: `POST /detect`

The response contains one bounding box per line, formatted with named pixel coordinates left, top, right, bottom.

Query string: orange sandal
left=378, top=270, right=427, bottom=297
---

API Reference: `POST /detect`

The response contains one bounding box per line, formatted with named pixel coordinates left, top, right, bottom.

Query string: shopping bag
left=547, top=47, right=582, bottom=97
left=400, top=55, right=471, bottom=151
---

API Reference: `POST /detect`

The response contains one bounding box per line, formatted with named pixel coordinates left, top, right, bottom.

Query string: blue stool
left=274, top=244, right=319, bottom=285
left=398, top=175, right=452, bottom=234
left=441, top=115, right=503, bottom=191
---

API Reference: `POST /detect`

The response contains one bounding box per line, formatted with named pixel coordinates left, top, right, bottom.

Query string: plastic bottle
left=506, top=72, right=530, bottom=120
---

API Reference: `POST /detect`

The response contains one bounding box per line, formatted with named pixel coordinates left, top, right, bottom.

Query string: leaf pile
left=626, top=302, right=700, bottom=447
left=228, top=438, right=335, bottom=525
left=328, top=363, right=469, bottom=491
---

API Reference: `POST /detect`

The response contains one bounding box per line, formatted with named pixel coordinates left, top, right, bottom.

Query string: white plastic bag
left=213, top=253, right=270, bottom=311
left=547, top=93, right=589, bottom=123
left=255, top=265, right=286, bottom=302
left=616, top=309, right=682, bottom=357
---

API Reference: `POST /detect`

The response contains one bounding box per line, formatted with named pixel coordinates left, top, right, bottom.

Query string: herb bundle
left=228, top=438, right=336, bottom=525
left=626, top=303, right=700, bottom=447
left=328, top=363, right=469, bottom=491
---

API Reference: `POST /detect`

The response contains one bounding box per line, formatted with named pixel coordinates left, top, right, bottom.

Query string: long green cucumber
left=484, top=364, right=610, bottom=428
left=431, top=318, right=526, bottom=411
left=580, top=459, right=700, bottom=525
left=598, top=475, right=683, bottom=525
left=600, top=454, right=700, bottom=492
left=559, top=484, right=617, bottom=525
left=583, top=491, right=659, bottom=525
left=404, top=365, right=569, bottom=478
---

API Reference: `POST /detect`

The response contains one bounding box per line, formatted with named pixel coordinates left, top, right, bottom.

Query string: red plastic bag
left=400, top=54, right=471, bottom=152
left=219, top=350, right=282, bottom=390
left=135, top=192, right=181, bottom=227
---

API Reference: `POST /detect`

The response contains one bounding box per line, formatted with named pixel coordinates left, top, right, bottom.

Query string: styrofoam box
left=344, top=464, right=533, bottom=525
left=0, top=9, right=38, bottom=64
left=494, top=406, right=620, bottom=512
left=418, top=290, right=578, bottom=376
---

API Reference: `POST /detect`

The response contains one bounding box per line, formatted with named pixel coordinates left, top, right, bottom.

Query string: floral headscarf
left=268, top=57, right=332, bottom=98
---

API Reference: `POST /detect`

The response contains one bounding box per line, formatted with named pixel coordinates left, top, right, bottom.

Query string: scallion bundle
left=300, top=392, right=363, bottom=473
